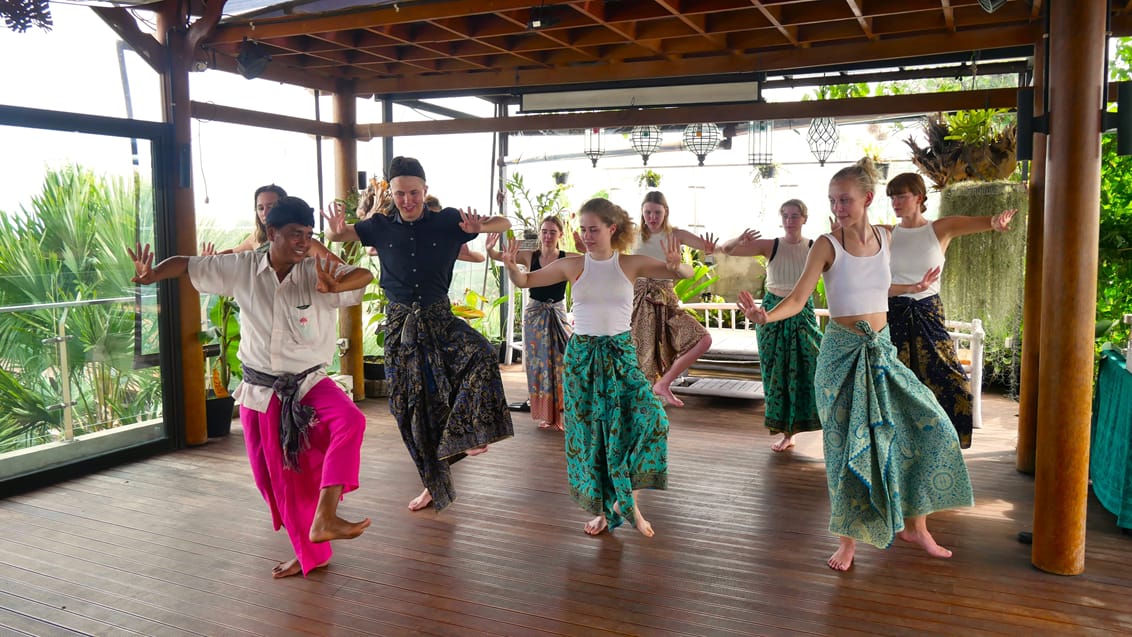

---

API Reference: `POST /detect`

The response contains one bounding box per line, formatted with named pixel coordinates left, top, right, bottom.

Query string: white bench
left=675, top=302, right=985, bottom=428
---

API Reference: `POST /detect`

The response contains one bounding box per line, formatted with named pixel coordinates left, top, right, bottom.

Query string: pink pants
left=240, top=377, right=365, bottom=575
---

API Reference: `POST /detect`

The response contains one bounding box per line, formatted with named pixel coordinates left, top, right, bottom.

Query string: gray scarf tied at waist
left=242, top=363, right=323, bottom=470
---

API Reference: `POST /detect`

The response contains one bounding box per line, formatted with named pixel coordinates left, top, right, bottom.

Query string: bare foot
left=828, top=537, right=856, bottom=571
left=613, top=500, right=655, bottom=538
left=271, top=558, right=329, bottom=579
left=771, top=434, right=796, bottom=452
left=897, top=528, right=953, bottom=558
left=652, top=381, right=684, bottom=407
left=407, top=488, right=433, bottom=511
left=583, top=514, right=608, bottom=535
left=551, top=423, right=564, bottom=432
left=466, top=444, right=489, bottom=456
left=309, top=514, right=371, bottom=543
left=538, top=421, right=552, bottom=429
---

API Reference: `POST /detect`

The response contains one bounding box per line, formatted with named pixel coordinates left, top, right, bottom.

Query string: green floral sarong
left=816, top=321, right=974, bottom=548
left=757, top=292, right=822, bottom=435
left=564, top=331, right=668, bottom=530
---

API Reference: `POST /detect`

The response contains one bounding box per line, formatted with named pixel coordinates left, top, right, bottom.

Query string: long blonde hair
left=638, top=190, right=671, bottom=242
left=579, top=198, right=637, bottom=253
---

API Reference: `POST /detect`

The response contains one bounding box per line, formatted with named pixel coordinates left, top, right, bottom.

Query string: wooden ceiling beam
left=353, top=23, right=1040, bottom=95
left=426, top=16, right=548, bottom=68
left=941, top=0, right=956, bottom=31
left=190, top=101, right=343, bottom=137
left=353, top=87, right=1019, bottom=139
left=845, top=0, right=878, bottom=41
left=569, top=3, right=669, bottom=58
left=652, top=0, right=727, bottom=48
left=207, top=0, right=543, bottom=45
left=749, top=1, right=800, bottom=46
left=91, top=7, right=165, bottom=74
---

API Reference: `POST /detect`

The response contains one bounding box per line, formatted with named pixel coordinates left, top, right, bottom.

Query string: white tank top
left=822, top=228, right=891, bottom=318
left=890, top=222, right=944, bottom=300
left=764, top=237, right=811, bottom=294
left=572, top=252, right=634, bottom=336
left=634, top=231, right=668, bottom=261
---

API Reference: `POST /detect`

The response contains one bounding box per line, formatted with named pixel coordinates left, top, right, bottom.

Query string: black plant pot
left=206, top=395, right=236, bottom=438
left=363, top=360, right=386, bottom=380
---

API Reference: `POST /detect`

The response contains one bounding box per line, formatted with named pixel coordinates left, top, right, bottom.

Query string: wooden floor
left=2, top=366, right=1130, bottom=637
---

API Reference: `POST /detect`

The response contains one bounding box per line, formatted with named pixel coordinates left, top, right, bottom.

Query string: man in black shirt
left=325, top=156, right=514, bottom=512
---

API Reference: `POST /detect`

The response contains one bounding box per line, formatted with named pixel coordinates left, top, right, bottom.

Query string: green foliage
left=200, top=296, right=241, bottom=393
left=637, top=169, right=662, bottom=189
left=942, top=109, right=1014, bottom=146
left=0, top=165, right=163, bottom=451
left=455, top=288, right=510, bottom=341
left=673, top=263, right=719, bottom=303
left=1098, top=133, right=1132, bottom=350
left=505, top=172, right=570, bottom=230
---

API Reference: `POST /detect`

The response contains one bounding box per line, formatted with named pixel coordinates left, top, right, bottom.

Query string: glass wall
left=0, top=114, right=174, bottom=482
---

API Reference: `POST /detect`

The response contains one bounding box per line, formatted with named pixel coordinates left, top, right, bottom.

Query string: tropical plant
left=904, top=110, right=1018, bottom=188
left=505, top=172, right=570, bottom=233
left=199, top=296, right=241, bottom=396
left=637, top=169, right=662, bottom=189
left=0, top=165, right=163, bottom=452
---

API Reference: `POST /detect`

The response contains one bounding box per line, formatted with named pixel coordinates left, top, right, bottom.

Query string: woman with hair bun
left=737, top=158, right=973, bottom=571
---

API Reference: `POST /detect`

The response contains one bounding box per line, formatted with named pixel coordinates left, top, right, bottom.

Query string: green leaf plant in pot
left=505, top=172, right=570, bottom=250
left=199, top=295, right=241, bottom=437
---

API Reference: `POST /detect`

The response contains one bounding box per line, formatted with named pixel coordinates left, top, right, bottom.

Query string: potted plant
left=637, top=169, right=662, bottom=189
left=200, top=295, right=241, bottom=437
left=552, top=171, right=569, bottom=185
left=505, top=171, right=569, bottom=249
left=904, top=109, right=1017, bottom=189
left=362, top=286, right=389, bottom=397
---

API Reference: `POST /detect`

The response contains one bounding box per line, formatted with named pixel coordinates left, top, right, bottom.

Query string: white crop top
left=764, top=237, right=811, bottom=294
left=571, top=252, right=635, bottom=336
left=634, top=231, right=668, bottom=261
left=890, top=222, right=944, bottom=300
left=821, top=228, right=891, bottom=318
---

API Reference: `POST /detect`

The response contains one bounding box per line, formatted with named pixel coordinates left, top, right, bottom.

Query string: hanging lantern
left=806, top=117, right=839, bottom=167
left=583, top=127, right=605, bottom=167
left=682, top=123, right=721, bottom=166
left=629, top=125, right=663, bottom=165
left=747, top=120, right=773, bottom=167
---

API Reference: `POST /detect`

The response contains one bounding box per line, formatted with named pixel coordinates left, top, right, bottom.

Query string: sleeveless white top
left=634, top=231, right=668, bottom=261
left=764, top=238, right=811, bottom=294
left=572, top=252, right=634, bottom=336
left=890, top=222, right=944, bottom=300
left=822, top=228, right=891, bottom=318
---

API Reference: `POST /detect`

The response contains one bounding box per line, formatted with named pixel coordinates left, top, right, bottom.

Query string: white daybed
left=673, top=301, right=986, bottom=429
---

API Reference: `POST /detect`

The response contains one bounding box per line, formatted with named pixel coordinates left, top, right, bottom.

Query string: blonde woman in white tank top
left=736, top=159, right=974, bottom=573
left=501, top=198, right=694, bottom=538
left=720, top=199, right=822, bottom=452
left=885, top=172, right=1017, bottom=449
left=632, top=190, right=721, bottom=407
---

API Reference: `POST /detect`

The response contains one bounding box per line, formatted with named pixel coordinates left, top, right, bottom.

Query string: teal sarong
left=757, top=292, right=822, bottom=435
left=564, top=331, right=668, bottom=530
left=816, top=321, right=974, bottom=548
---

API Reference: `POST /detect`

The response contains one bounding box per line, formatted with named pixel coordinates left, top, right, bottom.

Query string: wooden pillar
left=1032, top=0, right=1106, bottom=575
left=334, top=88, right=365, bottom=400
left=156, top=9, right=206, bottom=445
left=1017, top=36, right=1048, bottom=475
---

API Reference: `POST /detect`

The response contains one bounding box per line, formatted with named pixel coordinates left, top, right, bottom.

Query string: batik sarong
left=564, top=331, right=668, bottom=530
left=631, top=278, right=708, bottom=381
left=385, top=300, right=514, bottom=511
left=815, top=321, right=974, bottom=549
left=888, top=294, right=974, bottom=448
left=523, top=299, right=571, bottom=430
left=757, top=292, right=822, bottom=435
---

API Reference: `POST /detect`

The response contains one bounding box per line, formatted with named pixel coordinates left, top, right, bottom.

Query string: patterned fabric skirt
left=816, top=321, right=974, bottom=549
left=564, top=331, right=668, bottom=530
left=523, top=299, right=571, bottom=430
left=888, top=294, right=974, bottom=448
left=631, top=278, right=708, bottom=381
left=757, top=292, right=822, bottom=435
left=385, top=300, right=514, bottom=511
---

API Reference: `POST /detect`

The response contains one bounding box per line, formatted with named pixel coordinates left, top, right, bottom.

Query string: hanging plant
left=904, top=110, right=1017, bottom=189
left=637, top=169, right=662, bottom=189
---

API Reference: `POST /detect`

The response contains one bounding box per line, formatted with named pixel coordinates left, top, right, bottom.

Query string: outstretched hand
left=660, top=235, right=683, bottom=272
left=200, top=242, right=216, bottom=257
left=314, top=256, right=347, bottom=293
left=915, top=266, right=942, bottom=293
left=322, top=201, right=348, bottom=237
left=485, top=232, right=500, bottom=251
left=737, top=228, right=762, bottom=246
left=459, top=207, right=484, bottom=234
left=128, top=243, right=157, bottom=284
left=992, top=208, right=1018, bottom=232
left=699, top=232, right=719, bottom=256
left=572, top=229, right=587, bottom=253
left=737, top=290, right=768, bottom=325
left=500, top=235, right=521, bottom=268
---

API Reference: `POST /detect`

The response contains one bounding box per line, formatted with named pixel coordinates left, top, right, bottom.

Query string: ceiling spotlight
left=236, top=38, right=271, bottom=80
left=527, top=4, right=559, bottom=30
left=977, top=0, right=1008, bottom=13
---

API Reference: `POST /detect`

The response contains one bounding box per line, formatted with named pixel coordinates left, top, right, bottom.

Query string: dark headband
left=387, top=156, right=426, bottom=182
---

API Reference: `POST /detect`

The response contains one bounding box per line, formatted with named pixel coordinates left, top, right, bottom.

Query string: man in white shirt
left=128, top=196, right=373, bottom=579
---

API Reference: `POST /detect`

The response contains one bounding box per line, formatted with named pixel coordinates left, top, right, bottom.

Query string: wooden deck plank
left=0, top=365, right=1130, bottom=636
